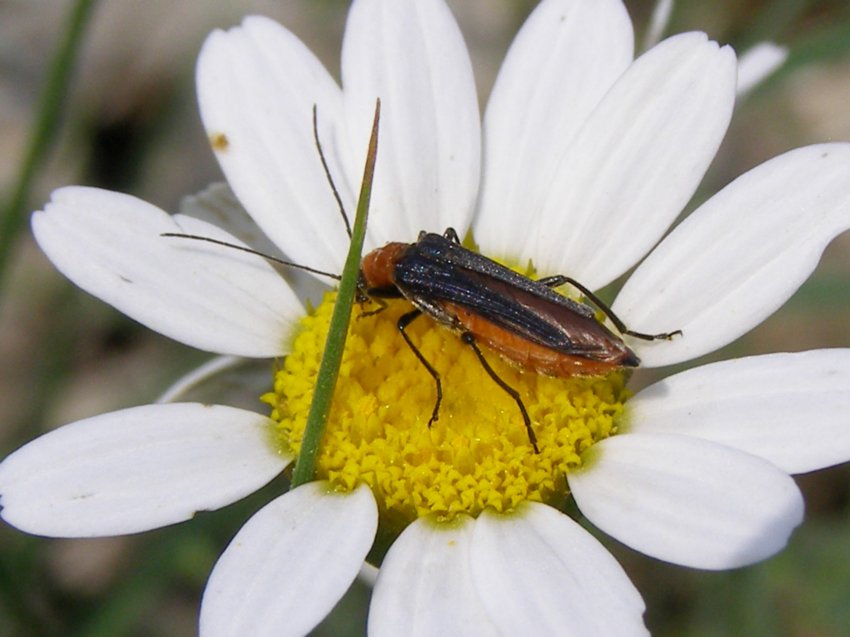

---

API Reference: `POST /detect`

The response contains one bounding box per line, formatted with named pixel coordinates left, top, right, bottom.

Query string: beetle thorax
left=360, top=242, right=410, bottom=291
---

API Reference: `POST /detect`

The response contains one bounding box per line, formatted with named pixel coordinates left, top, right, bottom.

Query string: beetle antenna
left=312, top=105, right=352, bottom=239
left=161, top=233, right=342, bottom=282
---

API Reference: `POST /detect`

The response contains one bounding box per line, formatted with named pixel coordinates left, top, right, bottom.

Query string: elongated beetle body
left=359, top=228, right=680, bottom=451
left=361, top=230, right=641, bottom=376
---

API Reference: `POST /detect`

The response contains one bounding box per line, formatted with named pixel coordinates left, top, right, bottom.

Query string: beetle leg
left=537, top=275, right=682, bottom=341
left=397, top=309, right=443, bottom=426
left=360, top=283, right=404, bottom=317
left=461, top=332, right=540, bottom=454
left=443, top=227, right=462, bottom=244
left=359, top=295, right=388, bottom=318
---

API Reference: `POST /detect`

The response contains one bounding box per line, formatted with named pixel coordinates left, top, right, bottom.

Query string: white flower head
left=3, top=1, right=850, bottom=635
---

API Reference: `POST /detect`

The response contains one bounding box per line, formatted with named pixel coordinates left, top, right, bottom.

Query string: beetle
left=165, top=106, right=680, bottom=453
left=358, top=228, right=679, bottom=452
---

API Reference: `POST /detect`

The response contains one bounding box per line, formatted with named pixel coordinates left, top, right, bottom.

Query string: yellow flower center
left=263, top=290, right=629, bottom=540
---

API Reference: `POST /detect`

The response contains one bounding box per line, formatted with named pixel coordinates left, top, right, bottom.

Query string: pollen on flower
left=262, top=290, right=629, bottom=531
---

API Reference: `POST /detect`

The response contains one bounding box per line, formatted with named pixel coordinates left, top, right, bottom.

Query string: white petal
left=358, top=562, right=379, bottom=588
left=569, top=433, right=804, bottom=569
left=155, top=355, right=265, bottom=407
left=32, top=187, right=304, bottom=357
left=342, top=0, right=480, bottom=242
left=737, top=42, right=788, bottom=96
left=156, top=355, right=244, bottom=403
left=531, top=32, right=736, bottom=290
left=0, top=403, right=289, bottom=537
left=369, top=515, right=498, bottom=637
left=470, top=504, right=648, bottom=637
left=179, top=182, right=281, bottom=257
left=628, top=350, right=850, bottom=474
left=178, top=183, right=332, bottom=304
left=475, top=0, right=634, bottom=260
left=614, top=143, right=850, bottom=367
left=197, top=16, right=355, bottom=274
left=173, top=212, right=330, bottom=310
left=201, top=482, right=377, bottom=637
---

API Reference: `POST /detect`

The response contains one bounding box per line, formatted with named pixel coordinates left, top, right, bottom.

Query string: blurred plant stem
left=0, top=0, right=97, bottom=295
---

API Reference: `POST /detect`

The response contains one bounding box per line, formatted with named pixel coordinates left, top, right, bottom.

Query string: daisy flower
left=3, top=0, right=850, bottom=635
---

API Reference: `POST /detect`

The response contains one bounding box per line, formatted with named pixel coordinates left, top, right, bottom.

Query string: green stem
left=291, top=100, right=382, bottom=488
left=0, top=0, right=97, bottom=291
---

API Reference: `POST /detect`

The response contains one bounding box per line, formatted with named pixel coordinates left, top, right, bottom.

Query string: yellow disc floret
left=263, top=290, right=629, bottom=533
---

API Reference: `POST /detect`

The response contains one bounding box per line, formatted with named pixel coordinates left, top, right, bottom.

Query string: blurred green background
left=1, top=1, right=849, bottom=635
